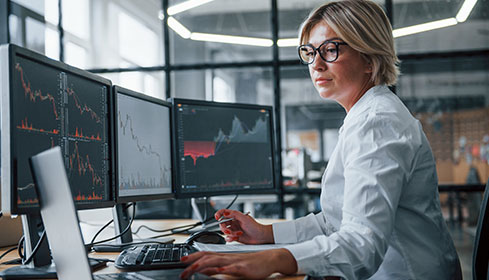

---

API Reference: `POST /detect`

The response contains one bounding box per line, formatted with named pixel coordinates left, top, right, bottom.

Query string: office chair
left=473, top=179, right=489, bottom=280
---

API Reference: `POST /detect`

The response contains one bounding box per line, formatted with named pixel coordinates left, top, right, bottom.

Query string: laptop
left=29, top=147, right=213, bottom=280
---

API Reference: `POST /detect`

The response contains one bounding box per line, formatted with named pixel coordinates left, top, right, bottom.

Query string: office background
left=0, top=0, right=488, bottom=277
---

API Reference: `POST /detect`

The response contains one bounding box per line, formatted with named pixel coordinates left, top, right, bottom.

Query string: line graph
left=67, top=87, right=102, bottom=124
left=12, top=55, right=110, bottom=210
left=116, top=94, right=172, bottom=197
left=176, top=103, right=274, bottom=192
left=183, top=115, right=268, bottom=166
left=15, top=63, right=60, bottom=120
left=68, top=141, right=104, bottom=187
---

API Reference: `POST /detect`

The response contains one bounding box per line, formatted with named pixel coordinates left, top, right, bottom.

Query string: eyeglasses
left=298, top=40, right=348, bottom=65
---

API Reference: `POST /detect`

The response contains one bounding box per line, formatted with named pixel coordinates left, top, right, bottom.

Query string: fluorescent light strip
left=456, top=0, right=478, bottom=22
left=190, top=32, right=273, bottom=47
left=168, top=17, right=191, bottom=38
left=278, top=38, right=299, bottom=47
left=168, top=0, right=215, bottom=16
left=393, top=18, right=458, bottom=38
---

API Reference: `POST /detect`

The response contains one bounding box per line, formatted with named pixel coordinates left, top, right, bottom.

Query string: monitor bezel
left=171, top=98, right=278, bottom=199
left=113, top=86, right=175, bottom=203
left=1, top=44, right=115, bottom=215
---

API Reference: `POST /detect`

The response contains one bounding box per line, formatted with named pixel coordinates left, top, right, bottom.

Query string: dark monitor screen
left=172, top=98, right=276, bottom=198
left=113, top=86, right=173, bottom=203
left=1, top=44, right=113, bottom=215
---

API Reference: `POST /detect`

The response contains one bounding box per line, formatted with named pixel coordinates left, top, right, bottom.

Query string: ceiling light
left=393, top=18, right=458, bottom=38
left=168, top=0, right=215, bottom=16
left=456, top=0, right=478, bottom=23
left=278, top=38, right=299, bottom=47
left=168, top=17, right=191, bottom=39
left=190, top=32, right=273, bottom=47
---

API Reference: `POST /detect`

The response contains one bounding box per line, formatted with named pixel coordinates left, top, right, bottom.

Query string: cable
left=0, top=246, right=17, bottom=263
left=87, top=203, right=136, bottom=249
left=22, top=230, right=46, bottom=265
left=17, top=235, right=25, bottom=261
left=89, top=219, right=114, bottom=245
left=88, top=203, right=134, bottom=247
left=131, top=195, right=240, bottom=235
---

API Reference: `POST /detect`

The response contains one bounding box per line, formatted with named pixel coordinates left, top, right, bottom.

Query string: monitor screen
left=172, top=98, right=276, bottom=198
left=1, top=44, right=113, bottom=215
left=114, top=86, right=173, bottom=202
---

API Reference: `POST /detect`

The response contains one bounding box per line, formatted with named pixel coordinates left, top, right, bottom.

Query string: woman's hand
left=214, top=209, right=274, bottom=244
left=179, top=249, right=298, bottom=279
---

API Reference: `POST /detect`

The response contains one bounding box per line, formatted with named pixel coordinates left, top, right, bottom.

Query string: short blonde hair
left=299, top=0, right=400, bottom=86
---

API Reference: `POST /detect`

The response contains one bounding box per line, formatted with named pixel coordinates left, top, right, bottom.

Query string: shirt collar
left=339, top=85, right=388, bottom=134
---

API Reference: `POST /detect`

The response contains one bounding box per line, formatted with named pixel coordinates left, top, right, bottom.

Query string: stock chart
left=12, top=55, right=110, bottom=208
left=117, top=93, right=172, bottom=198
left=176, top=103, right=274, bottom=194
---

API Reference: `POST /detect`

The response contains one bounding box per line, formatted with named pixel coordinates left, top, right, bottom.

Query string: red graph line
left=68, top=142, right=103, bottom=187
left=18, top=197, right=39, bottom=204
left=66, top=87, right=102, bottom=124
left=75, top=191, right=103, bottom=201
left=17, top=117, right=59, bottom=134
left=70, top=127, right=102, bottom=141
left=15, top=63, right=59, bottom=120
left=184, top=141, right=216, bottom=165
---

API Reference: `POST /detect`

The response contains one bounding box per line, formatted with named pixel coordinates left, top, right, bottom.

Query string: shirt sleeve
left=273, top=212, right=337, bottom=244
left=283, top=115, right=419, bottom=279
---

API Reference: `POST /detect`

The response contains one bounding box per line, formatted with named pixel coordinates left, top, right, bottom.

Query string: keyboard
left=94, top=272, right=152, bottom=280
left=115, top=243, right=196, bottom=270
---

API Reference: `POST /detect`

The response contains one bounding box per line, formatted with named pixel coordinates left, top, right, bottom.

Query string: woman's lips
left=315, top=78, right=332, bottom=86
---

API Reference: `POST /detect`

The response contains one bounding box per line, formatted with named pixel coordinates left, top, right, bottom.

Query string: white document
left=193, top=242, right=292, bottom=253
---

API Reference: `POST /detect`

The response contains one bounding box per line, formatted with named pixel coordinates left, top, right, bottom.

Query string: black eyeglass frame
left=298, top=40, right=348, bottom=65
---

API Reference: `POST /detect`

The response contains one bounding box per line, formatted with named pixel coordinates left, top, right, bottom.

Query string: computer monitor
left=172, top=98, right=277, bottom=198
left=113, top=86, right=173, bottom=203
left=107, top=86, right=174, bottom=247
left=0, top=44, right=112, bottom=273
left=0, top=44, right=113, bottom=215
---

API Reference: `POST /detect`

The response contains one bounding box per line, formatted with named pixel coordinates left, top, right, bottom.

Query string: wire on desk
left=86, top=203, right=136, bottom=249
left=0, top=246, right=18, bottom=263
left=17, top=235, right=25, bottom=260
left=131, top=194, right=240, bottom=235
left=22, top=230, right=46, bottom=265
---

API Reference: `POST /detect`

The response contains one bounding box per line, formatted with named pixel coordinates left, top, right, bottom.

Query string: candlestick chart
left=176, top=103, right=274, bottom=194
left=116, top=93, right=172, bottom=198
left=11, top=55, right=110, bottom=209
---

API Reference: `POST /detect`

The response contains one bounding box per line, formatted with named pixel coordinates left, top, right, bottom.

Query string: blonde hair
left=299, top=0, right=400, bottom=86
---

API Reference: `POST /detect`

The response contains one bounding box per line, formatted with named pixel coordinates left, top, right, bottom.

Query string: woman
left=180, top=1, right=460, bottom=279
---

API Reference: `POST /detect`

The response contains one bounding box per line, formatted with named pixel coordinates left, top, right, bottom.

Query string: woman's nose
left=310, top=53, right=326, bottom=72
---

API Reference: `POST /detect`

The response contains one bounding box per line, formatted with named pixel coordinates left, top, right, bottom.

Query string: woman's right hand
left=214, top=209, right=274, bottom=244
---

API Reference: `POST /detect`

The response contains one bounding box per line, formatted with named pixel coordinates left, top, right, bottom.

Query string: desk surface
left=0, top=219, right=304, bottom=280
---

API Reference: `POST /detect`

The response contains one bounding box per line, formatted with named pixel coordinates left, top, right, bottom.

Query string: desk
left=0, top=219, right=305, bottom=279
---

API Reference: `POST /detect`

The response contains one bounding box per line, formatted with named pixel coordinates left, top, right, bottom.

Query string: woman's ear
left=366, top=61, right=373, bottom=74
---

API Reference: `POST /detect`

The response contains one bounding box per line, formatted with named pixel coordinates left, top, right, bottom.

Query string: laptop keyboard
left=115, top=243, right=194, bottom=270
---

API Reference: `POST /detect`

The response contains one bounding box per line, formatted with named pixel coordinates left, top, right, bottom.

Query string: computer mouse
left=185, top=230, right=226, bottom=245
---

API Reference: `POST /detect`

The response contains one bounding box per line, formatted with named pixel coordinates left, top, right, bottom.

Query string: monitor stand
left=0, top=213, right=106, bottom=279
left=187, top=197, right=220, bottom=234
left=91, top=203, right=132, bottom=252
left=92, top=203, right=173, bottom=252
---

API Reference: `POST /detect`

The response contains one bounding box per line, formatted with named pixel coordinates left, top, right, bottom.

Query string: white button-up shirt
left=273, top=85, right=459, bottom=279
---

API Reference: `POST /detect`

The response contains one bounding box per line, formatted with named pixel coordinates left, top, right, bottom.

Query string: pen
left=217, top=211, right=250, bottom=222
left=220, top=211, right=250, bottom=228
